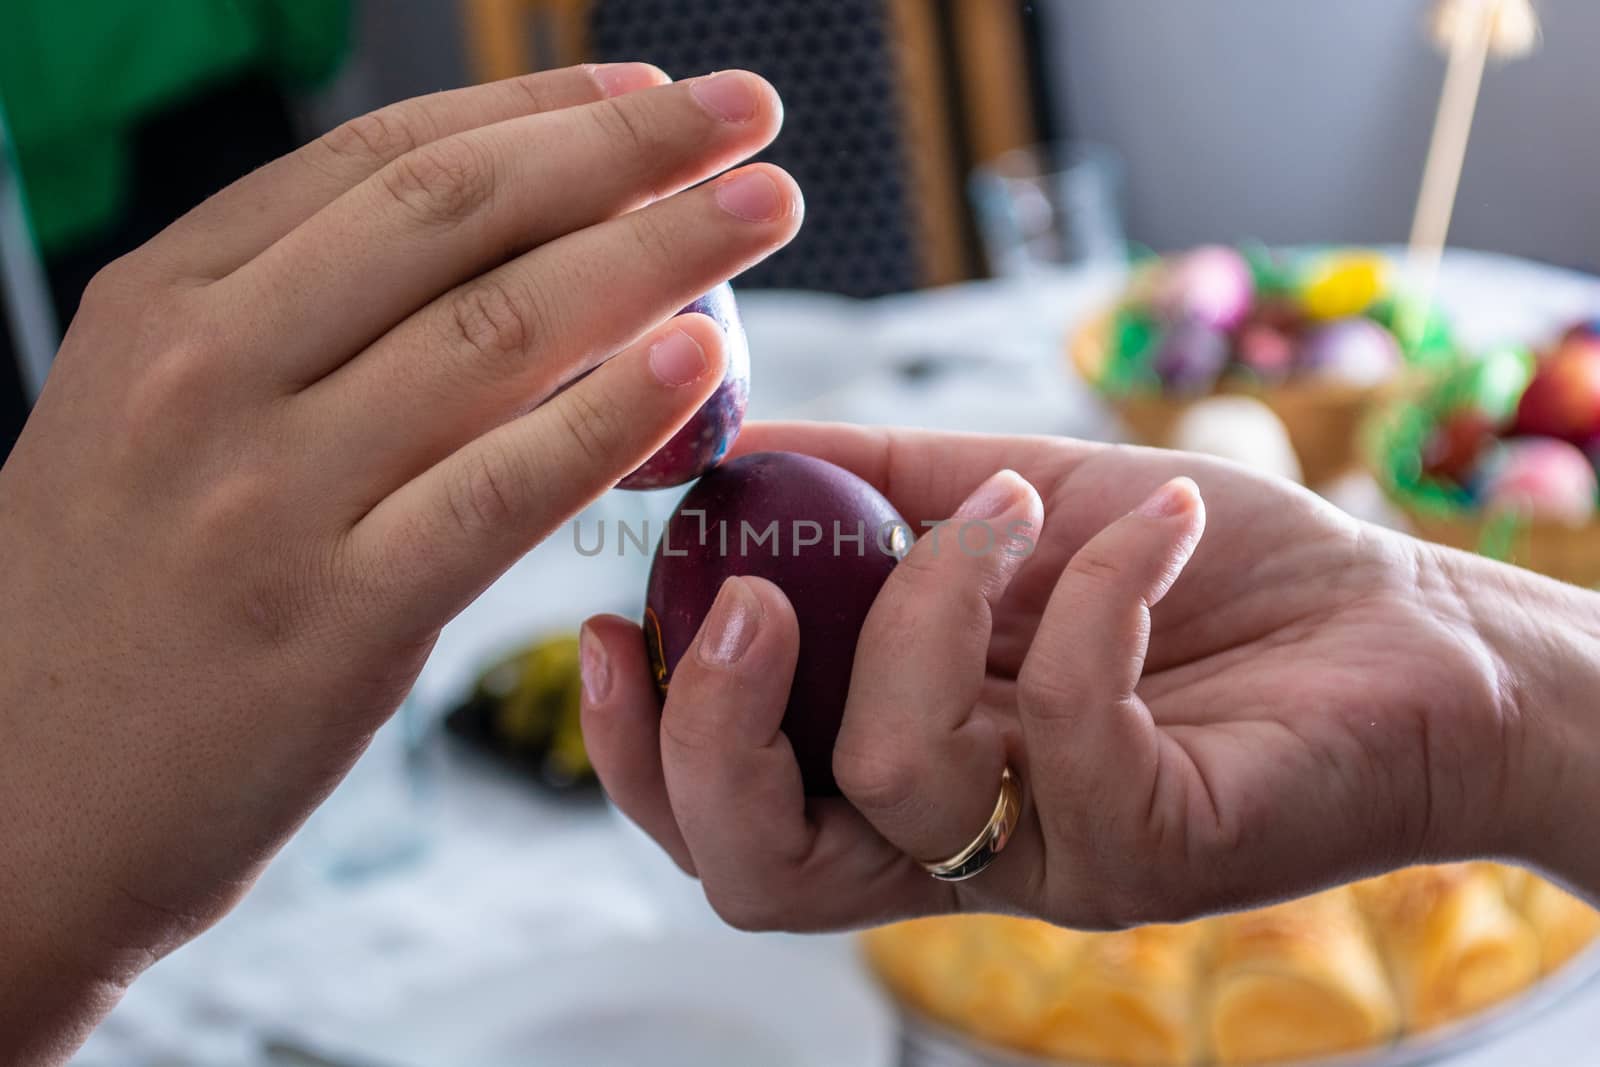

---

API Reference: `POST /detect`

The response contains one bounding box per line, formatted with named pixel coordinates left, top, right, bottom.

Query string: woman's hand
left=0, top=64, right=800, bottom=1061
left=582, top=422, right=1597, bottom=933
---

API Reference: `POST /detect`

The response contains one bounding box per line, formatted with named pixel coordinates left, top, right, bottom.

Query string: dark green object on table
left=0, top=0, right=349, bottom=256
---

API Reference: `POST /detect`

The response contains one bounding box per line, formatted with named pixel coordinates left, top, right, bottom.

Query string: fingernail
left=649, top=328, right=708, bottom=387
left=715, top=169, right=784, bottom=222
left=588, top=62, right=666, bottom=98
left=956, top=470, right=1028, bottom=521
left=1135, top=477, right=1198, bottom=519
left=690, top=71, right=759, bottom=123
left=579, top=625, right=611, bottom=703
left=698, top=578, right=761, bottom=668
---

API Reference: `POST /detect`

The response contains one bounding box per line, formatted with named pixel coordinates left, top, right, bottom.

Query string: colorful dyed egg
left=1477, top=437, right=1598, bottom=525
left=1153, top=319, right=1229, bottom=396
left=1297, top=318, right=1402, bottom=386
left=1235, top=324, right=1297, bottom=383
left=1155, top=246, right=1255, bottom=331
left=618, top=284, right=750, bottom=490
left=1300, top=253, right=1388, bottom=321
left=1511, top=339, right=1600, bottom=445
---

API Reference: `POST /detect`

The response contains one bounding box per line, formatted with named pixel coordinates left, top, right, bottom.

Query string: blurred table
left=74, top=251, right=1600, bottom=1066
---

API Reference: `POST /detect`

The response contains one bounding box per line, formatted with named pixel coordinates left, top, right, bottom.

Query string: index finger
left=732, top=421, right=1096, bottom=527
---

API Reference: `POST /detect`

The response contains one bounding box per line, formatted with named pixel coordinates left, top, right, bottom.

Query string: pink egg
left=1297, top=318, right=1401, bottom=386
left=1478, top=437, right=1598, bottom=525
left=1155, top=246, right=1255, bottom=331
left=1235, top=324, right=1297, bottom=383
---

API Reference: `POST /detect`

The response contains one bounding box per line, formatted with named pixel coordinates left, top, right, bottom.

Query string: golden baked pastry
left=862, top=915, right=1084, bottom=1047
left=1349, top=864, right=1540, bottom=1032
left=1496, top=865, right=1600, bottom=973
left=1205, top=889, right=1397, bottom=1065
left=863, top=865, right=1595, bottom=1066
left=1033, top=924, right=1206, bottom=1067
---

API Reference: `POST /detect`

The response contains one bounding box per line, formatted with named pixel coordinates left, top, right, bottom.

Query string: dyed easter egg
left=1300, top=253, right=1388, bottom=321
left=1477, top=437, right=1598, bottom=525
left=1154, top=319, right=1229, bottom=396
left=644, top=452, right=910, bottom=795
left=1560, top=319, right=1600, bottom=345
left=1422, top=410, right=1496, bottom=483
left=618, top=284, right=750, bottom=490
left=1234, top=323, right=1297, bottom=383
left=1168, top=396, right=1303, bottom=483
left=1511, top=339, right=1600, bottom=445
left=1297, top=318, right=1402, bottom=386
left=1155, top=246, right=1255, bottom=331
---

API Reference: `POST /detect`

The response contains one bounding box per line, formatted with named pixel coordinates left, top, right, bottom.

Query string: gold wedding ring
left=919, top=766, right=1022, bottom=883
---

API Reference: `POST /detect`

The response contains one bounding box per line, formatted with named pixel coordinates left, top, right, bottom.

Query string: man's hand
left=581, top=423, right=1580, bottom=933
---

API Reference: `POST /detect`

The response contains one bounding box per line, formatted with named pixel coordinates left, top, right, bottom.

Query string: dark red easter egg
left=643, top=452, right=909, bottom=794
left=619, top=283, right=750, bottom=490
left=1512, top=339, right=1600, bottom=444
left=1422, top=410, right=1495, bottom=483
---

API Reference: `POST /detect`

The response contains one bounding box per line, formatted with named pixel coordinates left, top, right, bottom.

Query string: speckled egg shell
left=618, top=284, right=751, bottom=490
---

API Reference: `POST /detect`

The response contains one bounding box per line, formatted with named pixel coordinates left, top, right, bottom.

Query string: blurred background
left=4, top=2, right=1600, bottom=1065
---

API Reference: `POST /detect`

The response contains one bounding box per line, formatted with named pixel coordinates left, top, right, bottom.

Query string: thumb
left=1015, top=477, right=1206, bottom=856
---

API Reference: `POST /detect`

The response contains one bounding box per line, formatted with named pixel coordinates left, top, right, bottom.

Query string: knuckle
left=81, top=254, right=147, bottom=307
left=447, top=277, right=536, bottom=367
left=1015, top=661, right=1077, bottom=716
left=704, top=887, right=781, bottom=933
left=446, top=447, right=522, bottom=537
left=552, top=386, right=620, bottom=469
left=626, top=208, right=681, bottom=273
left=379, top=137, right=494, bottom=227
left=1069, top=550, right=1125, bottom=591
left=658, top=709, right=724, bottom=760
left=120, top=338, right=217, bottom=438
left=321, top=107, right=425, bottom=167
left=592, top=96, right=657, bottom=157
left=833, top=744, right=919, bottom=818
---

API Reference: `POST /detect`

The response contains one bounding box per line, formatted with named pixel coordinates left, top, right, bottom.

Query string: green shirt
left=0, top=0, right=349, bottom=254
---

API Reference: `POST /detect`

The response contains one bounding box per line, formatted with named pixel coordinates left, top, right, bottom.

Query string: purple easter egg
left=1477, top=437, right=1598, bottom=525
left=619, top=283, right=750, bottom=490
left=1154, top=320, right=1230, bottom=396
left=644, top=453, right=910, bottom=794
left=1155, top=246, right=1256, bottom=331
left=1297, top=318, right=1402, bottom=386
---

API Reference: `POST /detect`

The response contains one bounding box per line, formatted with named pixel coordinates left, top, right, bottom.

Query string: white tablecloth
left=74, top=251, right=1600, bottom=1066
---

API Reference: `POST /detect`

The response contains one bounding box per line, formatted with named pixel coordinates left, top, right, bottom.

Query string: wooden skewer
left=1403, top=0, right=1540, bottom=347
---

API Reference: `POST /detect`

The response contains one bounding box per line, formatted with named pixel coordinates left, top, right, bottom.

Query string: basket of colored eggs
left=1070, top=246, right=1455, bottom=487
left=1368, top=318, right=1600, bottom=588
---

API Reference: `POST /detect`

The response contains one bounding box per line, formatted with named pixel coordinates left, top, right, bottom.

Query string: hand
left=0, top=64, right=800, bottom=1061
left=581, top=422, right=1575, bottom=933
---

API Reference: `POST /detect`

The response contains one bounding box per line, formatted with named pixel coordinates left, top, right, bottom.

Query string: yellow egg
left=1301, top=255, right=1388, bottom=321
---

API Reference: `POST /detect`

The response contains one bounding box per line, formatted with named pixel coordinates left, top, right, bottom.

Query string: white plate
left=287, top=931, right=897, bottom=1067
